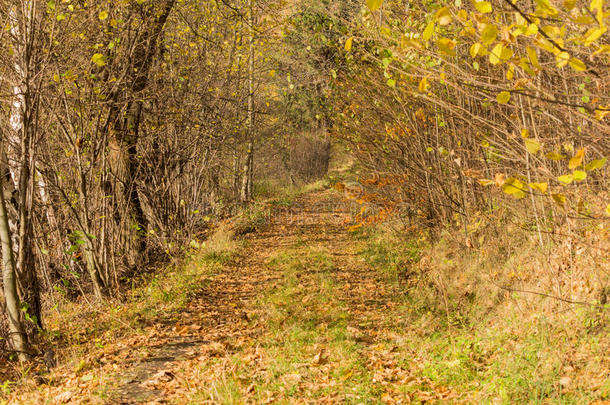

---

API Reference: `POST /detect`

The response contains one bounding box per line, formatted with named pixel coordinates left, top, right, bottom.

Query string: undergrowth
left=355, top=222, right=609, bottom=404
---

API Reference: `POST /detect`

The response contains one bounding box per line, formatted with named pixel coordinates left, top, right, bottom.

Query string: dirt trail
left=110, top=189, right=356, bottom=403
left=104, top=188, right=458, bottom=404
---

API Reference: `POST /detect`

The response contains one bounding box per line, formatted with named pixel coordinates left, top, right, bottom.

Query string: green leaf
left=366, top=0, right=383, bottom=11
left=387, top=78, right=396, bottom=87
left=497, top=91, right=511, bottom=104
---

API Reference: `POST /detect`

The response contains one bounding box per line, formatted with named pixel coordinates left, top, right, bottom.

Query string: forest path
left=104, top=188, right=458, bottom=403
left=104, top=188, right=460, bottom=404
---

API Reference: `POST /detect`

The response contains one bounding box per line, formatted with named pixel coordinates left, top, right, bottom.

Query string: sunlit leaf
left=572, top=170, right=587, bottom=181
left=91, top=53, right=106, bottom=67
left=568, top=58, right=586, bottom=71
left=470, top=43, right=482, bottom=58
left=474, top=1, right=492, bottom=13
left=558, top=174, right=573, bottom=184
left=497, top=91, right=511, bottom=104
left=418, top=77, right=429, bottom=93
left=366, top=0, right=383, bottom=11
left=344, top=37, right=353, bottom=52
left=569, top=148, right=585, bottom=169
left=502, top=178, right=526, bottom=198
left=524, top=138, right=541, bottom=154
left=423, top=21, right=435, bottom=41
left=584, top=158, right=607, bottom=171
left=436, top=7, right=452, bottom=25
left=529, top=182, right=548, bottom=193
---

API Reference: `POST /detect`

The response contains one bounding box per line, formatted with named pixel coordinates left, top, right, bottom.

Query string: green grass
left=351, top=228, right=608, bottom=405
left=193, top=246, right=382, bottom=403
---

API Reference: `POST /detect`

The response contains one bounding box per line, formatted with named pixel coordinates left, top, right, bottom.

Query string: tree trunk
left=6, top=1, right=42, bottom=330
left=0, top=163, right=30, bottom=361
left=240, top=0, right=255, bottom=204
left=109, top=0, right=176, bottom=262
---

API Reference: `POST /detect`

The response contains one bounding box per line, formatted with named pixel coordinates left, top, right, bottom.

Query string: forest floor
left=4, top=186, right=609, bottom=404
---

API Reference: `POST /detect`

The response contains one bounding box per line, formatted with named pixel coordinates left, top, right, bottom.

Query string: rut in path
left=109, top=189, right=455, bottom=403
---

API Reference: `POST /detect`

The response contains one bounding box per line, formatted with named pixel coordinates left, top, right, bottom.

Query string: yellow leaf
left=481, top=24, right=498, bottom=45
left=470, top=43, right=482, bottom=58
left=525, top=23, right=538, bottom=36
left=436, top=7, right=452, bottom=25
left=474, top=1, right=492, bottom=13
left=569, top=148, right=584, bottom=169
left=558, top=174, right=574, bottom=184
left=436, top=37, right=456, bottom=56
left=605, top=204, right=610, bottom=217
left=524, top=138, right=541, bottom=154
left=502, top=178, right=526, bottom=199
left=584, top=27, right=606, bottom=45
left=595, top=106, right=610, bottom=120
left=497, top=91, right=511, bottom=104
left=556, top=52, right=570, bottom=68
left=546, top=151, right=565, bottom=160
left=572, top=170, right=587, bottom=182
left=590, top=0, right=603, bottom=12
left=592, top=45, right=610, bottom=56
left=527, top=47, right=541, bottom=69
left=489, top=43, right=502, bottom=65
left=91, top=53, right=106, bottom=67
left=568, top=58, right=586, bottom=71
left=478, top=179, right=495, bottom=186
left=344, top=37, right=353, bottom=52
left=98, top=10, right=108, bottom=21
left=418, top=77, right=429, bottom=93
left=584, top=158, right=607, bottom=171
left=564, top=0, right=577, bottom=10
left=423, top=21, right=435, bottom=41
left=521, top=128, right=529, bottom=138
left=366, top=0, right=383, bottom=11
left=529, top=182, right=548, bottom=193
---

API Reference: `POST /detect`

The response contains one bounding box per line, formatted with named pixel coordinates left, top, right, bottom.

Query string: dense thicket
left=0, top=0, right=332, bottom=358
